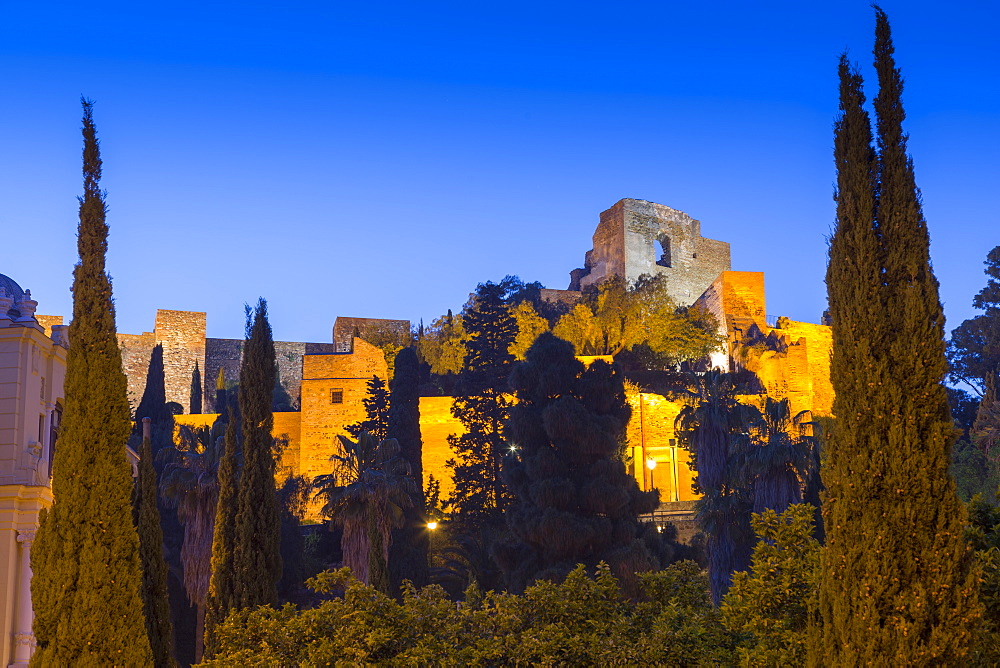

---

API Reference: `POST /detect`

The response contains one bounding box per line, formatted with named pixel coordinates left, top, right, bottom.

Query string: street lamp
left=426, top=521, right=438, bottom=531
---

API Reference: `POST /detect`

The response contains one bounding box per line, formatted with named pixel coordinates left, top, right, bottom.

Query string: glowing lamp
left=646, top=458, right=657, bottom=470
left=427, top=521, right=439, bottom=530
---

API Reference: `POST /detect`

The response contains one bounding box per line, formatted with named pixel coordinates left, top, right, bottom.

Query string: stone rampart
left=299, top=338, right=388, bottom=480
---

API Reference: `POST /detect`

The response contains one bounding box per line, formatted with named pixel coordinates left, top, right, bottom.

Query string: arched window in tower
left=655, top=235, right=672, bottom=268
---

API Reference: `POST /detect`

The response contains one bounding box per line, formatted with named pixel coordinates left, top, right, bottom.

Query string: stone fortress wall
left=120, top=313, right=337, bottom=415
left=143, top=198, right=831, bottom=521
left=118, top=310, right=206, bottom=414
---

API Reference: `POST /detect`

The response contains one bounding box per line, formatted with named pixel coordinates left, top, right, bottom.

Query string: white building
left=0, top=273, right=66, bottom=668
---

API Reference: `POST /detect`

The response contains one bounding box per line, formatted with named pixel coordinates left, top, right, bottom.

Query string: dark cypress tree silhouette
left=676, top=369, right=759, bottom=605
left=203, top=393, right=241, bottom=657
left=345, top=375, right=390, bottom=441
left=135, top=419, right=176, bottom=667
left=30, top=98, right=153, bottom=665
left=447, top=280, right=518, bottom=520
left=496, top=333, right=661, bottom=597
left=387, top=347, right=429, bottom=591
left=190, top=361, right=203, bottom=414
left=231, top=299, right=281, bottom=608
left=276, top=475, right=309, bottom=601
left=813, top=10, right=980, bottom=663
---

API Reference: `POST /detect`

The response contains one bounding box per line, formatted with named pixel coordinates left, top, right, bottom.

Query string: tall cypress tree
left=30, top=98, right=153, bottom=665
left=231, top=299, right=281, bottom=608
left=203, top=392, right=241, bottom=657
left=813, top=10, right=980, bottom=663
left=190, top=361, right=203, bottom=414
left=388, top=346, right=429, bottom=591
left=134, top=420, right=176, bottom=667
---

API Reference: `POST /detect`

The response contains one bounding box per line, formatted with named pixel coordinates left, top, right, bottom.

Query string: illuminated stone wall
left=418, top=396, right=465, bottom=500
left=694, top=271, right=834, bottom=418
left=117, top=309, right=206, bottom=414
left=332, top=317, right=410, bottom=352
left=299, top=338, right=387, bottom=481
left=626, top=392, right=700, bottom=503
left=173, top=412, right=302, bottom=481
left=119, top=310, right=337, bottom=415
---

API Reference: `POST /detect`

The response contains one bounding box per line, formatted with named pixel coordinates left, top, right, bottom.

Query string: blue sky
left=2, top=1, right=998, bottom=344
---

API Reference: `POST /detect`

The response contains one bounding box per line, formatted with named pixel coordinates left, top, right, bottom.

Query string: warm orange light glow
left=646, top=458, right=657, bottom=470
left=427, top=521, right=439, bottom=530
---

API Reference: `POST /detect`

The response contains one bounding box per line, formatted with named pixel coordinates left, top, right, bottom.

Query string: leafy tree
left=951, top=439, right=1000, bottom=503
left=231, top=299, right=282, bottom=608
left=509, top=300, right=549, bottom=360
left=313, top=433, right=415, bottom=594
left=949, top=386, right=981, bottom=442
left=387, top=347, right=430, bottom=591
left=190, top=361, right=203, bottom=414
left=159, top=425, right=222, bottom=663
left=446, top=280, right=518, bottom=521
left=552, top=302, right=603, bottom=355
left=496, top=333, right=662, bottom=596
left=201, top=561, right=738, bottom=666
left=814, top=11, right=980, bottom=663
left=30, top=98, right=154, bottom=665
left=345, top=375, right=390, bottom=441
left=417, top=309, right=468, bottom=376
left=721, top=504, right=820, bottom=667
left=948, top=246, right=1000, bottom=395
left=676, top=370, right=759, bottom=605
left=553, top=274, right=721, bottom=364
left=974, top=372, right=1000, bottom=460
left=965, top=496, right=1000, bottom=662
left=134, top=420, right=177, bottom=667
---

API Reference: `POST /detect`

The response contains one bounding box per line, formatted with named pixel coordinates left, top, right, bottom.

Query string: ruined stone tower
left=569, top=198, right=731, bottom=305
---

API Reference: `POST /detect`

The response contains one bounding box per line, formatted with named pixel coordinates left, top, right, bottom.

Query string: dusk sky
left=3, top=1, right=998, bottom=345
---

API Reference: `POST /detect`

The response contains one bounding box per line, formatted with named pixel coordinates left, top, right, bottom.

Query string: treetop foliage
left=815, top=9, right=980, bottom=663
left=419, top=274, right=722, bottom=378
left=200, top=561, right=738, bottom=666
left=721, top=504, right=819, bottom=667
left=949, top=246, right=1000, bottom=395
left=30, top=98, right=154, bottom=666
left=497, top=333, right=663, bottom=596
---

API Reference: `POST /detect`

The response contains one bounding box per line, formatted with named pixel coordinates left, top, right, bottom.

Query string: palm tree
left=313, top=432, right=415, bottom=594
left=676, top=369, right=760, bottom=605
left=159, top=425, right=223, bottom=663
left=741, top=397, right=817, bottom=515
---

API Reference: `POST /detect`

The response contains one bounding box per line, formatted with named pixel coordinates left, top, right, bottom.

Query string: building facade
left=0, top=274, right=66, bottom=668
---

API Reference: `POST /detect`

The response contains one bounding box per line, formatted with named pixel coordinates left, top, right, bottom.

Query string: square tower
left=570, top=199, right=731, bottom=305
